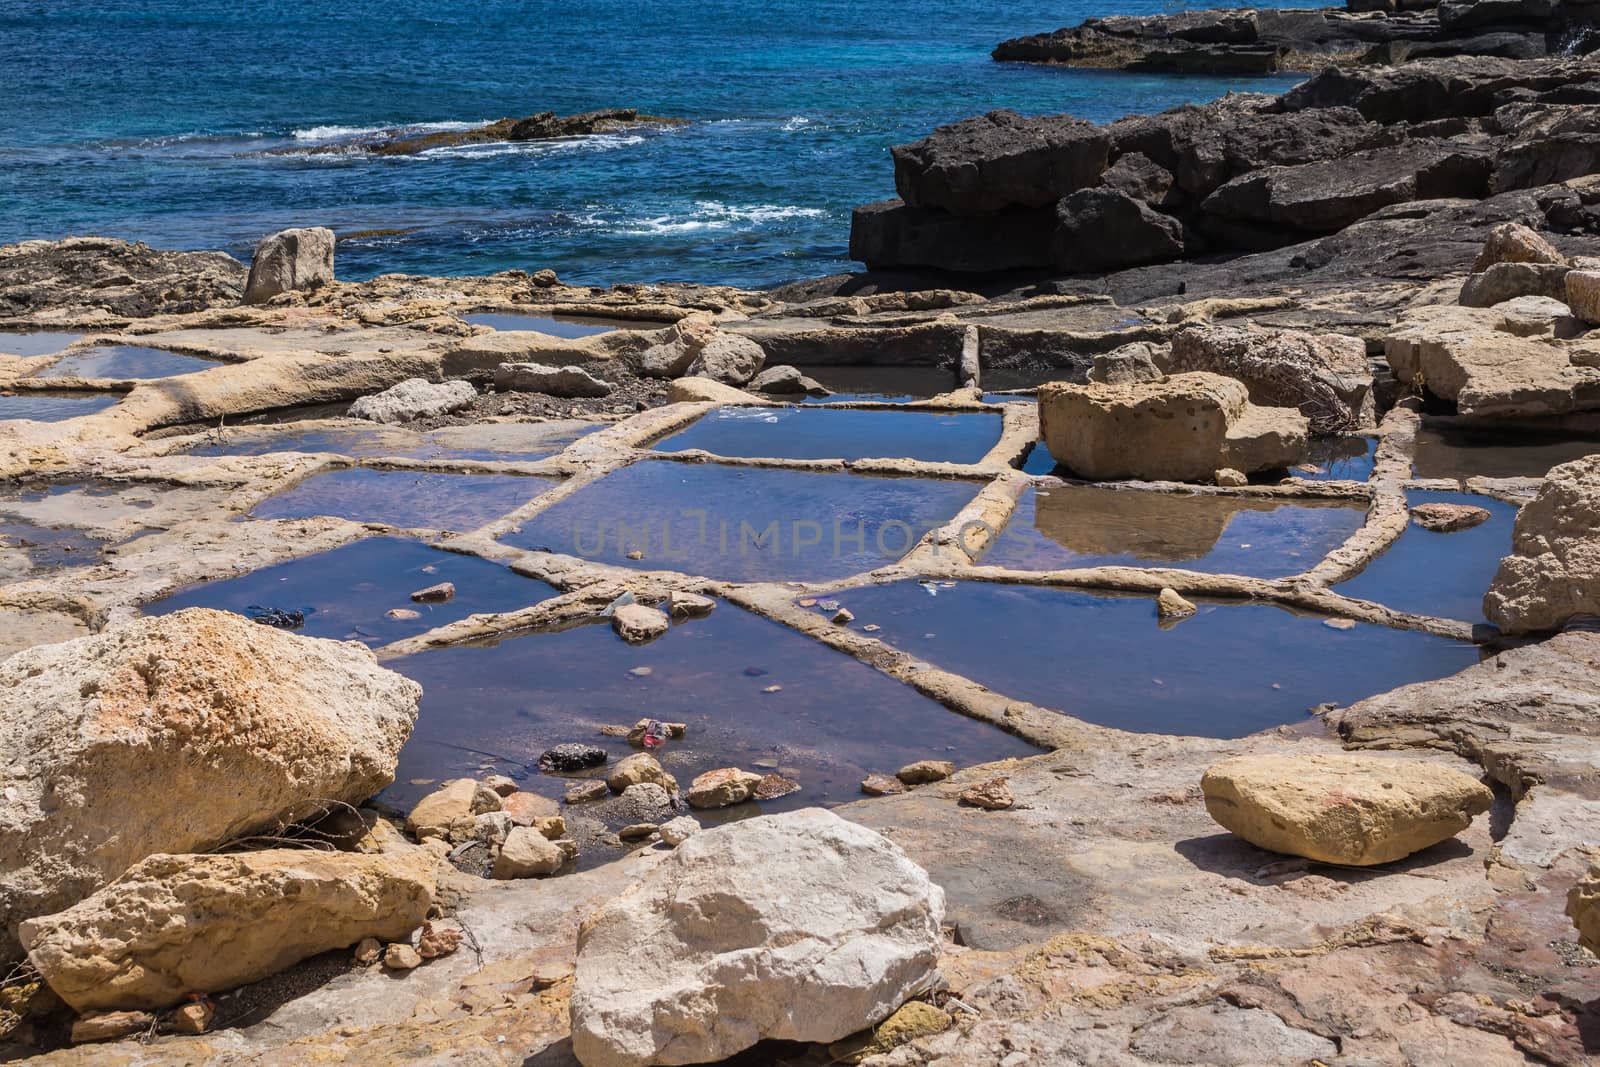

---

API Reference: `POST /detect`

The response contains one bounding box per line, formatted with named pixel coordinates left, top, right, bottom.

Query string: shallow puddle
left=0, top=332, right=85, bottom=357
left=0, top=392, right=120, bottom=422
left=980, top=484, right=1364, bottom=578
left=252, top=468, right=557, bottom=530
left=462, top=313, right=619, bottom=338
left=1412, top=424, right=1600, bottom=481
left=381, top=599, right=1040, bottom=833
left=0, top=480, right=231, bottom=581
left=147, top=536, right=557, bottom=645
left=184, top=419, right=600, bottom=462
left=1333, top=490, right=1517, bottom=621
left=501, top=460, right=980, bottom=582
left=0, top=515, right=106, bottom=582
left=34, top=346, right=221, bottom=380
left=797, top=365, right=957, bottom=404
left=825, top=581, right=1481, bottom=737
left=1296, top=436, right=1377, bottom=482
left=653, top=406, right=1002, bottom=465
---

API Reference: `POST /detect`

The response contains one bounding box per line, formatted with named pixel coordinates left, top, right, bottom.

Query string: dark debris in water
left=246, top=605, right=307, bottom=629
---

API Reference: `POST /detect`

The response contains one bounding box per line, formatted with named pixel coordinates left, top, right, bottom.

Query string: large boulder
left=570, top=808, right=945, bottom=1067
left=0, top=608, right=421, bottom=960
left=1384, top=304, right=1600, bottom=418
left=1052, top=188, right=1184, bottom=272
left=848, top=199, right=1056, bottom=273
left=891, top=109, right=1110, bottom=214
left=1569, top=862, right=1600, bottom=955
left=1167, top=323, right=1375, bottom=432
left=1201, top=753, right=1493, bottom=865
left=348, top=377, right=476, bottom=423
left=1037, top=372, right=1308, bottom=482
left=686, top=333, right=766, bottom=386
left=1459, top=260, right=1571, bottom=307
left=20, top=849, right=435, bottom=1012
left=492, top=362, right=614, bottom=397
left=637, top=316, right=720, bottom=379
left=242, top=226, right=335, bottom=304
left=1484, top=454, right=1600, bottom=633
left=1569, top=269, right=1600, bottom=325
left=1473, top=221, right=1567, bottom=272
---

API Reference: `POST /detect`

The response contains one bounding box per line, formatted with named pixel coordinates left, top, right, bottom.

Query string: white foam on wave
left=781, top=116, right=811, bottom=131
left=290, top=120, right=484, bottom=143
left=415, top=133, right=646, bottom=160
left=615, top=200, right=828, bottom=235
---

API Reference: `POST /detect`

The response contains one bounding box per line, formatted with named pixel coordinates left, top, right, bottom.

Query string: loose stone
left=960, top=777, right=1015, bottom=810
left=417, top=920, right=462, bottom=959
left=492, top=826, right=566, bottom=878
left=565, top=780, right=611, bottom=804
left=353, top=937, right=382, bottom=964
left=385, top=607, right=421, bottom=620
left=607, top=752, right=678, bottom=793
left=753, top=773, right=802, bottom=800
left=166, top=1000, right=215, bottom=1035
left=896, top=760, right=956, bottom=785
left=383, top=943, right=423, bottom=971
left=501, top=790, right=560, bottom=825
left=1156, top=588, right=1197, bottom=620
left=1411, top=502, right=1492, bottom=532
left=862, top=774, right=907, bottom=796
left=483, top=774, right=518, bottom=796
left=618, top=823, right=660, bottom=842
left=659, top=815, right=701, bottom=846
left=667, top=590, right=716, bottom=618
left=685, top=767, right=765, bottom=809
left=612, top=604, right=670, bottom=644
left=409, top=582, right=455, bottom=603
left=71, top=1011, right=154, bottom=1044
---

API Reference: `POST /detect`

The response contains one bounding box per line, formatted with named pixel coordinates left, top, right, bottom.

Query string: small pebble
left=383, top=943, right=422, bottom=971
left=832, top=608, right=855, bottom=625
left=1323, top=617, right=1357, bottom=631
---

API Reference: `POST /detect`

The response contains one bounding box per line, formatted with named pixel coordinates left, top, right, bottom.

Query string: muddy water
left=183, top=419, right=601, bottom=462
left=34, top=346, right=221, bottom=380
left=461, top=313, right=628, bottom=337
left=0, top=392, right=120, bottom=422
left=653, top=406, right=1003, bottom=464
left=1412, top=424, right=1600, bottom=480
left=251, top=468, right=558, bottom=530
left=980, top=484, right=1365, bottom=578
left=382, top=599, right=1039, bottom=843
left=147, top=536, right=559, bottom=645
left=796, top=365, right=958, bottom=403
left=500, top=460, right=981, bottom=581
left=826, top=581, right=1481, bottom=737
left=1334, top=490, right=1518, bottom=622
left=0, top=332, right=84, bottom=357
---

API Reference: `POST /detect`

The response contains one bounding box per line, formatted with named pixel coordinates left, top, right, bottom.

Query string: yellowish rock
left=20, top=849, right=436, bottom=1013
left=830, top=1000, right=954, bottom=1064
left=1200, top=753, right=1492, bottom=865
left=1566, top=862, right=1600, bottom=955
left=405, top=778, right=502, bottom=840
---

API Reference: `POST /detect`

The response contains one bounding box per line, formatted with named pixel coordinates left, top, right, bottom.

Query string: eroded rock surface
left=243, top=227, right=335, bottom=305
left=570, top=809, right=945, bottom=1067
left=1484, top=453, right=1600, bottom=632
left=0, top=609, right=420, bottom=960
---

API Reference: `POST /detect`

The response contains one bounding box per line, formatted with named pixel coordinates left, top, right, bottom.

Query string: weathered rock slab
left=348, top=377, right=476, bottom=423
left=20, top=849, right=435, bottom=1012
left=242, top=227, right=335, bottom=304
left=1201, top=753, right=1492, bottom=865
left=570, top=808, right=945, bottom=1067
left=1485, top=453, right=1600, bottom=633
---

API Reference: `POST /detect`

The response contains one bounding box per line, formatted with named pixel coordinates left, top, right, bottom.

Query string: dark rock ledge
left=992, top=0, right=1599, bottom=75
left=850, top=53, right=1600, bottom=277
left=276, top=108, right=685, bottom=157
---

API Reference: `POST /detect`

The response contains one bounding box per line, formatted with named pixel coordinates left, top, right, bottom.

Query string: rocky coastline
left=1, top=7, right=1600, bottom=1066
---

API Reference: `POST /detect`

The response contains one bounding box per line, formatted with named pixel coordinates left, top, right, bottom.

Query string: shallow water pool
left=0, top=332, right=85, bottom=357
left=147, top=536, right=558, bottom=645
left=252, top=468, right=557, bottom=530
left=1334, top=490, right=1517, bottom=622
left=980, top=484, right=1365, bottom=578
left=501, top=460, right=980, bottom=581
left=825, top=581, right=1481, bottom=737
left=35, top=346, right=221, bottom=380
left=0, top=392, right=120, bottom=422
left=653, top=406, right=1002, bottom=464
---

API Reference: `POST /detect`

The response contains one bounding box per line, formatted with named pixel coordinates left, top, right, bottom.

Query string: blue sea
left=0, top=1, right=1301, bottom=288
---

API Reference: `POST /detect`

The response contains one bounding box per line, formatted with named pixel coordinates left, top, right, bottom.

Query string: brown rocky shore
left=1, top=20, right=1599, bottom=1067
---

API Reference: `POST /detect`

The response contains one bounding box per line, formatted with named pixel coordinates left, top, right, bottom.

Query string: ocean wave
left=781, top=116, right=811, bottom=131
left=613, top=200, right=827, bottom=235
left=290, top=120, right=484, bottom=143
left=415, top=133, right=645, bottom=160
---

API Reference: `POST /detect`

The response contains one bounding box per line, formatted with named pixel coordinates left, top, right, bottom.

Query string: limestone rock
left=20, top=849, right=435, bottom=1012
left=484, top=774, right=519, bottom=796
left=749, top=365, right=825, bottom=395
left=667, top=376, right=757, bottom=404
left=383, top=943, right=423, bottom=971
left=607, top=753, right=678, bottom=794
left=1461, top=261, right=1572, bottom=309
left=348, top=377, right=476, bottom=424
left=1038, top=372, right=1307, bottom=483
left=638, top=316, right=720, bottom=378
left=1200, top=753, right=1492, bottom=865
left=1214, top=468, right=1248, bottom=487
left=1411, top=501, right=1492, bottom=532
left=493, top=362, right=614, bottom=398
left=242, top=226, right=335, bottom=304
left=71, top=1011, right=154, bottom=1044
left=1485, top=454, right=1600, bottom=633
left=570, top=809, right=946, bottom=1067
left=862, top=774, right=907, bottom=796
left=566, top=780, right=610, bottom=803
left=612, top=604, right=670, bottom=644
left=404, top=778, right=502, bottom=841
left=492, top=826, right=567, bottom=878
left=667, top=590, right=715, bottom=618
left=1167, top=323, right=1374, bottom=432
left=1567, top=863, right=1600, bottom=955
left=409, top=581, right=454, bottom=603
left=618, top=783, right=677, bottom=821
left=1472, top=222, right=1565, bottom=273
left=167, top=1000, right=214, bottom=1034
left=960, top=777, right=1015, bottom=810
left=1157, top=588, right=1198, bottom=619
left=0, top=609, right=420, bottom=961
left=830, top=1000, right=953, bottom=1064
left=658, top=816, right=700, bottom=846
left=501, top=790, right=560, bottom=826
left=618, top=823, right=659, bottom=842
left=896, top=760, right=955, bottom=785
left=686, top=333, right=766, bottom=386
left=1088, top=342, right=1163, bottom=385
left=1569, top=269, right=1600, bottom=326
left=685, top=767, right=765, bottom=809
left=754, top=773, right=802, bottom=800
